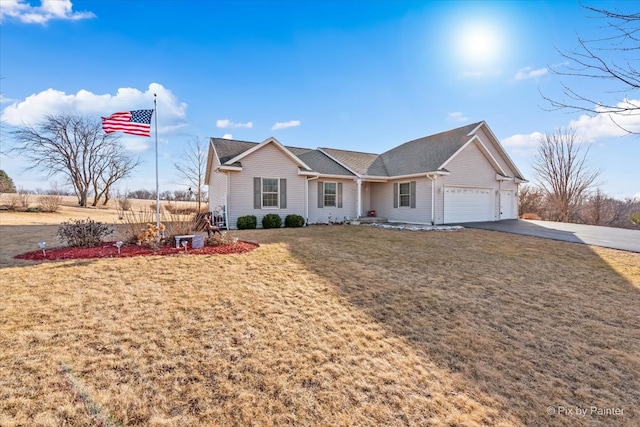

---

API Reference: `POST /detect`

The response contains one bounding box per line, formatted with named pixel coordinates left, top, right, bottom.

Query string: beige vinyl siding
left=208, top=155, right=228, bottom=212
left=227, top=143, right=306, bottom=228
left=308, top=179, right=358, bottom=224
left=475, top=127, right=518, bottom=178
left=435, top=141, right=500, bottom=224
left=208, top=170, right=227, bottom=211
left=370, top=178, right=433, bottom=224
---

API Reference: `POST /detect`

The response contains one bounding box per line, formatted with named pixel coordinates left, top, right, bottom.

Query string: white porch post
left=356, top=178, right=362, bottom=219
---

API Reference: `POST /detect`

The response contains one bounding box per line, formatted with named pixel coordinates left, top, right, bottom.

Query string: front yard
left=1, top=217, right=638, bottom=426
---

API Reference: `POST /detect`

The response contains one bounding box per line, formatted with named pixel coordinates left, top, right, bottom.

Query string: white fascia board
left=298, top=170, right=320, bottom=177
left=218, top=165, right=242, bottom=172
left=474, top=121, right=527, bottom=180
left=316, top=173, right=358, bottom=180
left=387, top=170, right=450, bottom=181
left=226, top=137, right=312, bottom=171
left=205, top=139, right=216, bottom=183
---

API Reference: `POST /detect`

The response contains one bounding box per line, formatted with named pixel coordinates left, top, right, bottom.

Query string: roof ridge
left=320, top=147, right=379, bottom=156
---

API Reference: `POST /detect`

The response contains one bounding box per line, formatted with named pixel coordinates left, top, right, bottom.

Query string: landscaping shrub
left=117, top=196, right=132, bottom=211
left=38, top=195, right=62, bottom=213
left=284, top=214, right=305, bottom=227
left=262, top=213, right=282, bottom=229
left=237, top=215, right=257, bottom=229
left=57, top=218, right=114, bottom=247
left=205, top=232, right=236, bottom=246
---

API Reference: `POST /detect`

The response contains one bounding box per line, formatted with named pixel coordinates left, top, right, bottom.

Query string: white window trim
left=262, top=177, right=280, bottom=209
left=323, top=181, right=337, bottom=208
left=398, top=181, right=411, bottom=208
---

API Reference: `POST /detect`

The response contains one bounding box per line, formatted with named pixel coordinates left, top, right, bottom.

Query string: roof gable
left=225, top=137, right=312, bottom=171
left=208, top=137, right=355, bottom=178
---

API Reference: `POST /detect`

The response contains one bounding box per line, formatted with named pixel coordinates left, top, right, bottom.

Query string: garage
left=444, top=186, right=493, bottom=223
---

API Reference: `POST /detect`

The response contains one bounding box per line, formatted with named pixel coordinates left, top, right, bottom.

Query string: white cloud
left=569, top=99, right=640, bottom=141
left=502, top=131, right=543, bottom=148
left=271, top=120, right=301, bottom=130
left=514, top=66, right=548, bottom=80
left=0, top=0, right=95, bottom=24
left=222, top=133, right=233, bottom=139
left=0, top=82, right=188, bottom=134
left=502, top=99, right=640, bottom=157
left=216, top=119, right=253, bottom=129
left=447, top=112, right=468, bottom=123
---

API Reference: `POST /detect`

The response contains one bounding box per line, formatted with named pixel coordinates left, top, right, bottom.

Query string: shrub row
left=236, top=214, right=305, bottom=229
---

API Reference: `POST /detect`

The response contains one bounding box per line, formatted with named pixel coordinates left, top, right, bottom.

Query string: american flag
left=102, top=109, right=154, bottom=137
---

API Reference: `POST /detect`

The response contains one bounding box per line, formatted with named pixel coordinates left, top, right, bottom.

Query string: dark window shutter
left=337, top=182, right=343, bottom=208
left=410, top=181, right=416, bottom=208
left=280, top=178, right=287, bottom=209
left=393, top=183, right=398, bottom=208
left=318, top=181, right=324, bottom=208
left=254, top=177, right=261, bottom=209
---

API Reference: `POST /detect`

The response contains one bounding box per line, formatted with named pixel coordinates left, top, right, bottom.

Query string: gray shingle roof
left=379, top=122, right=481, bottom=176
left=319, top=148, right=387, bottom=176
left=209, top=122, right=522, bottom=180
left=211, top=138, right=258, bottom=164
left=288, top=147, right=355, bottom=176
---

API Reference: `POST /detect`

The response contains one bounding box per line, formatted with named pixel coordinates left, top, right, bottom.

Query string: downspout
left=356, top=178, right=362, bottom=219
left=427, top=174, right=436, bottom=225
left=498, top=179, right=502, bottom=221
left=306, top=174, right=320, bottom=225
left=226, top=171, right=231, bottom=228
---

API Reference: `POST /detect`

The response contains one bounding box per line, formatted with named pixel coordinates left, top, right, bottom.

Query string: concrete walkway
left=463, top=219, right=640, bottom=253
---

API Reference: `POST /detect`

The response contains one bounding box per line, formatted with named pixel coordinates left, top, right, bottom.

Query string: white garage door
left=444, top=187, right=493, bottom=223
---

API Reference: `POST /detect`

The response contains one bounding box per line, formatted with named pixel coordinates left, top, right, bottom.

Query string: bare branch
left=9, top=114, right=140, bottom=207
left=543, top=5, right=640, bottom=133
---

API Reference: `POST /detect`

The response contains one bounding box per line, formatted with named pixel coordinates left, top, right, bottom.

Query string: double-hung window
left=254, top=177, right=287, bottom=209
left=393, top=181, right=416, bottom=209
left=317, top=181, right=342, bottom=208
left=262, top=178, right=279, bottom=208
left=324, top=182, right=337, bottom=207
left=399, top=182, right=411, bottom=207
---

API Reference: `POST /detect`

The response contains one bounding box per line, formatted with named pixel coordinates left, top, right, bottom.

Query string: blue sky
left=1, top=0, right=639, bottom=199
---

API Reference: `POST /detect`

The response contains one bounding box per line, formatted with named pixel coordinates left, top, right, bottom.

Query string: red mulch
left=15, top=240, right=259, bottom=261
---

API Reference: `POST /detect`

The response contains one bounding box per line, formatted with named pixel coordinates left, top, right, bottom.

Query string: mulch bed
left=15, top=240, right=259, bottom=261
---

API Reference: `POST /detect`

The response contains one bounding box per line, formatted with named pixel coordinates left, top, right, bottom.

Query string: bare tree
left=10, top=114, right=140, bottom=207
left=173, top=136, right=208, bottom=212
left=580, top=187, right=616, bottom=225
left=91, top=146, right=141, bottom=206
left=544, top=5, right=640, bottom=132
left=518, top=185, right=545, bottom=218
left=533, top=128, right=601, bottom=223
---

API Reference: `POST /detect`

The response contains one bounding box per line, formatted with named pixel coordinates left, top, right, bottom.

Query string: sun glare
left=457, top=23, right=502, bottom=66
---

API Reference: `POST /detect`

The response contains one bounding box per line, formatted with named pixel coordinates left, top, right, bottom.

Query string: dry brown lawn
left=1, top=203, right=638, bottom=426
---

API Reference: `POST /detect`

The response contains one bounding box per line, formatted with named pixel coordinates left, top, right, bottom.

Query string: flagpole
left=154, top=94, right=160, bottom=228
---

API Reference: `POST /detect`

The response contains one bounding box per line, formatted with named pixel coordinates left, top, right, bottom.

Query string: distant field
left=1, top=203, right=638, bottom=426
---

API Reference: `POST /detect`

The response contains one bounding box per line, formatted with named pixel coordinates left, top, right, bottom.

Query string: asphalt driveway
left=463, top=219, right=640, bottom=253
